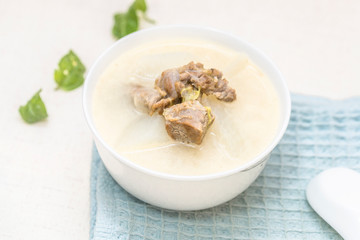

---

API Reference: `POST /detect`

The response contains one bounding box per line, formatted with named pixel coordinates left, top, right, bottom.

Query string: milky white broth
left=92, top=39, right=280, bottom=176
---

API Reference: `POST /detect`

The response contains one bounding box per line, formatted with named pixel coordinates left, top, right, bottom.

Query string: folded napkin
left=90, top=94, right=360, bottom=240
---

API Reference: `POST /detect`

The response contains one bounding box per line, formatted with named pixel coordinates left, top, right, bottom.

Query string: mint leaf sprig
left=19, top=89, right=48, bottom=123
left=54, top=50, right=86, bottom=91
left=112, top=0, right=154, bottom=39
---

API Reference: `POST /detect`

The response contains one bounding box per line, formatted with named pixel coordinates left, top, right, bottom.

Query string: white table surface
left=1, top=0, right=359, bottom=239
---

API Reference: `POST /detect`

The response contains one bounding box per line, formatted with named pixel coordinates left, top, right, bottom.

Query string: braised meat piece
left=155, top=69, right=182, bottom=98
left=131, top=85, right=162, bottom=115
left=177, top=62, right=236, bottom=102
left=152, top=69, right=185, bottom=114
left=154, top=62, right=236, bottom=104
left=163, top=100, right=215, bottom=144
left=195, top=76, right=236, bottom=102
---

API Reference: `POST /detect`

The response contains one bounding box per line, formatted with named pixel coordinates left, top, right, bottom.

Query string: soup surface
left=92, top=39, right=280, bottom=176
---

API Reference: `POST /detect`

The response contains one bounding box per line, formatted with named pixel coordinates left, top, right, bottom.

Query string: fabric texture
left=90, top=94, right=360, bottom=240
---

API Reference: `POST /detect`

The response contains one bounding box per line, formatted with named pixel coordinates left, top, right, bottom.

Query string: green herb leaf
left=181, top=86, right=201, bottom=102
left=112, top=0, right=154, bottom=39
left=139, top=11, right=156, bottom=24
left=132, top=0, right=147, bottom=12
left=112, top=7, right=139, bottom=39
left=132, top=0, right=156, bottom=24
left=204, top=106, right=215, bottom=126
left=54, top=50, right=86, bottom=91
left=19, top=89, right=48, bottom=123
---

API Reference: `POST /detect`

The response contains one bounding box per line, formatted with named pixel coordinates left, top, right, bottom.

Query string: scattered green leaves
left=54, top=50, right=86, bottom=91
left=112, top=0, right=154, bottom=39
left=20, top=0, right=154, bottom=125
left=19, top=89, right=48, bottom=123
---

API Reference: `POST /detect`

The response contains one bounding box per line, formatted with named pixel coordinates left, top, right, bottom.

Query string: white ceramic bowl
left=83, top=25, right=291, bottom=211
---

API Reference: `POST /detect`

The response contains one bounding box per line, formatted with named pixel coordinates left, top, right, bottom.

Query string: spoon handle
left=307, top=167, right=360, bottom=240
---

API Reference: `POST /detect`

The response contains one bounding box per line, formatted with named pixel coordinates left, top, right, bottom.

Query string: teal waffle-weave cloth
left=90, top=94, right=360, bottom=240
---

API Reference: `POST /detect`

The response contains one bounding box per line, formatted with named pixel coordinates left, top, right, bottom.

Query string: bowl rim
left=83, top=25, right=291, bottom=182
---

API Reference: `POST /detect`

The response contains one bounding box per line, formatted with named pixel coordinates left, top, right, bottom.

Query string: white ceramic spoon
left=306, top=167, right=360, bottom=240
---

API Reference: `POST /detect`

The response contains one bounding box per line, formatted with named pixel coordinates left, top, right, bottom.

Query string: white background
left=1, top=0, right=359, bottom=239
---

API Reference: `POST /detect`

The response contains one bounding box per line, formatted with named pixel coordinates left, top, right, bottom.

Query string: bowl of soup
left=83, top=25, right=291, bottom=210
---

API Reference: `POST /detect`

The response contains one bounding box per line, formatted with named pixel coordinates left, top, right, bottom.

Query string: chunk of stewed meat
left=177, top=62, right=236, bottom=102
left=154, top=69, right=181, bottom=99
left=131, top=85, right=162, bottom=115
left=152, top=69, right=185, bottom=113
left=163, top=100, right=215, bottom=145
left=192, top=76, right=236, bottom=102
